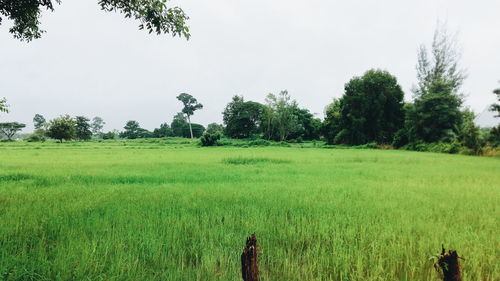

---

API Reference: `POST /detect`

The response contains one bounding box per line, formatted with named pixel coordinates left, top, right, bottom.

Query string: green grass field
left=0, top=140, right=499, bottom=281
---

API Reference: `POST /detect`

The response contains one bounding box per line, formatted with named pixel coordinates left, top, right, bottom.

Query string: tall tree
left=288, top=107, right=322, bottom=141
left=409, top=25, right=467, bottom=143
left=170, top=113, right=187, bottom=137
left=0, top=122, right=25, bottom=140
left=0, top=0, right=190, bottom=41
left=459, top=109, right=482, bottom=153
left=322, top=99, right=343, bottom=145
left=75, top=116, right=92, bottom=141
left=91, top=116, right=105, bottom=137
left=47, top=115, right=76, bottom=142
left=222, top=95, right=264, bottom=139
left=338, top=70, right=404, bottom=145
left=33, top=114, right=46, bottom=130
left=265, top=90, right=300, bottom=141
left=121, top=120, right=141, bottom=139
left=176, top=93, right=203, bottom=139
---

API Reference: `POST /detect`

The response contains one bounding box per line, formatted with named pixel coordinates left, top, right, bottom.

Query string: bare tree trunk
left=241, top=234, right=259, bottom=281
left=187, top=115, right=194, bottom=139
left=437, top=247, right=462, bottom=281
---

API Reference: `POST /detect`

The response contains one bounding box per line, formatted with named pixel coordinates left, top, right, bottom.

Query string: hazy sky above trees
left=1, top=0, right=499, bottom=131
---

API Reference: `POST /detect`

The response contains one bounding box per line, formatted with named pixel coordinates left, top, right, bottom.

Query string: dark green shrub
left=102, top=131, right=117, bottom=140
left=24, top=133, right=46, bottom=142
left=200, top=132, right=221, bottom=146
left=392, top=129, right=409, bottom=148
left=248, top=139, right=270, bottom=146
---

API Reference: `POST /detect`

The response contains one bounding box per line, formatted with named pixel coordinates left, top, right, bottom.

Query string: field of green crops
left=0, top=140, right=499, bottom=281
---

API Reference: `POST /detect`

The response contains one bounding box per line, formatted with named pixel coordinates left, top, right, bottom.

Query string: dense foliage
left=75, top=116, right=92, bottom=141
left=46, top=115, right=76, bottom=142
left=334, top=70, right=405, bottom=145
left=223, top=96, right=264, bottom=139
left=0, top=0, right=190, bottom=41
left=91, top=117, right=105, bottom=137
left=199, top=132, right=221, bottom=146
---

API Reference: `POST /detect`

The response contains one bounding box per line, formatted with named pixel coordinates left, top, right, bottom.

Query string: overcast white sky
left=1, top=0, right=499, bottom=132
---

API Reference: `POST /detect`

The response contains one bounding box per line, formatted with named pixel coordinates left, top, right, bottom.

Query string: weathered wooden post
left=437, top=246, right=462, bottom=281
left=241, top=234, right=259, bottom=281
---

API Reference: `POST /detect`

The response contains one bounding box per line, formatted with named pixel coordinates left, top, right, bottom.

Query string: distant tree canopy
left=182, top=123, right=204, bottom=138
left=458, top=109, right=482, bottom=153
left=47, top=115, right=76, bottom=142
left=263, top=91, right=300, bottom=142
left=223, top=95, right=264, bottom=139
left=171, top=113, right=188, bottom=137
left=153, top=123, right=173, bottom=138
left=491, top=84, right=500, bottom=117
left=0, top=122, right=25, bottom=140
left=0, top=97, right=8, bottom=114
left=33, top=114, right=46, bottom=130
left=0, top=0, right=190, bottom=41
left=206, top=123, right=224, bottom=135
left=324, top=70, right=405, bottom=145
left=222, top=93, right=320, bottom=141
left=121, top=120, right=142, bottom=139
left=322, top=99, right=342, bottom=145
left=287, top=107, right=322, bottom=141
left=75, top=116, right=92, bottom=141
left=91, top=117, right=105, bottom=137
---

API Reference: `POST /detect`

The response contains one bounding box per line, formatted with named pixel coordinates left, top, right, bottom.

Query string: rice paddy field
left=0, top=139, right=499, bottom=281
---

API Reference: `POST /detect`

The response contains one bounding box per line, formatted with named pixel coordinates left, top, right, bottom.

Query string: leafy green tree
left=33, top=114, right=46, bottom=130
left=91, top=117, right=105, bottom=137
left=137, top=128, right=153, bottom=138
left=223, top=95, right=264, bottom=139
left=75, top=116, right=92, bottom=141
left=490, top=84, right=500, bottom=117
left=335, top=70, right=404, bottom=145
left=322, top=99, right=343, bottom=145
left=392, top=103, right=415, bottom=148
left=121, top=120, right=141, bottom=139
left=0, top=0, right=190, bottom=41
left=181, top=123, right=204, bottom=138
left=288, top=107, right=321, bottom=140
left=487, top=83, right=500, bottom=147
left=458, top=109, right=482, bottom=153
left=102, top=130, right=118, bottom=140
left=153, top=123, right=173, bottom=138
left=0, top=122, right=26, bottom=140
left=409, top=25, right=466, bottom=143
left=176, top=93, right=203, bottom=139
left=171, top=113, right=188, bottom=137
left=47, top=115, right=76, bottom=142
left=200, top=132, right=221, bottom=146
left=206, top=123, right=224, bottom=135
left=487, top=126, right=500, bottom=147
left=264, top=90, right=300, bottom=141
left=0, top=98, right=8, bottom=114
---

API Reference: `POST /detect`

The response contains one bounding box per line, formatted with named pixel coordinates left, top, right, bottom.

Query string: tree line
left=1, top=26, right=499, bottom=154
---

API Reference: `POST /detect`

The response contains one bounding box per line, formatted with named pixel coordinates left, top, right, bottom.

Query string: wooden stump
left=241, top=234, right=259, bottom=281
left=437, top=246, right=462, bottom=281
